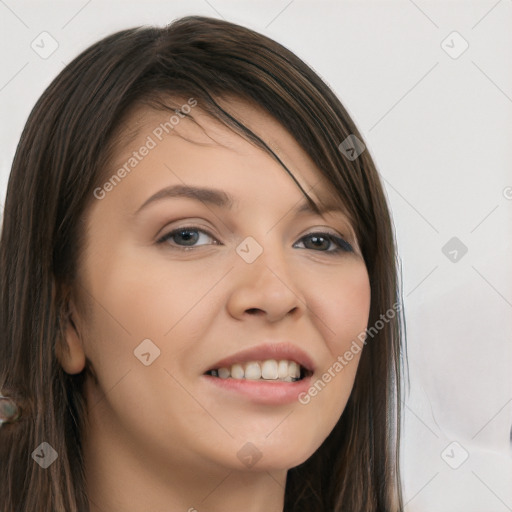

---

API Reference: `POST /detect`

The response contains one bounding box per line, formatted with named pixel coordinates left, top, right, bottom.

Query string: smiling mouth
left=205, top=359, right=312, bottom=382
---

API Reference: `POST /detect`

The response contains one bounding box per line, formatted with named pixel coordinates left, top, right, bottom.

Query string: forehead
left=107, top=95, right=352, bottom=218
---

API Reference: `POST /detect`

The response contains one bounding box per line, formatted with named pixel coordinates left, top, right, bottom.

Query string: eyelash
left=156, top=226, right=354, bottom=254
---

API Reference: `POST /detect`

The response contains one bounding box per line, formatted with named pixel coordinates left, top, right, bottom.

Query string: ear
left=56, top=294, right=86, bottom=375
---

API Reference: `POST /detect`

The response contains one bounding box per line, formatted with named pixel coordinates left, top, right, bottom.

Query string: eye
left=293, top=231, right=354, bottom=254
left=156, top=226, right=220, bottom=249
left=156, top=226, right=354, bottom=254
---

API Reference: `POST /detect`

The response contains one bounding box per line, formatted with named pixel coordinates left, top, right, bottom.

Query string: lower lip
left=202, top=374, right=313, bottom=405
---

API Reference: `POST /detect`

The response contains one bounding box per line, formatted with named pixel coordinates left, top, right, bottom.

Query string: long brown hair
left=0, top=15, right=405, bottom=511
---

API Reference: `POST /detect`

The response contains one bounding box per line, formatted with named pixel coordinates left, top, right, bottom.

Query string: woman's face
left=64, top=97, right=371, bottom=476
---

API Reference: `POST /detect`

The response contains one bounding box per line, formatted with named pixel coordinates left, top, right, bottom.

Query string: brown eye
left=294, top=232, right=353, bottom=254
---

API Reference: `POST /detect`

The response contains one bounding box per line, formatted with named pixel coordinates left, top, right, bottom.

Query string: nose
left=226, top=242, right=305, bottom=323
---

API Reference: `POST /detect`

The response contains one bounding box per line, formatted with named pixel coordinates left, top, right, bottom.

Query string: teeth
left=261, top=360, right=278, bottom=379
left=209, top=359, right=304, bottom=382
left=289, top=361, right=300, bottom=379
left=218, top=367, right=230, bottom=379
left=244, top=362, right=262, bottom=380
left=231, top=363, right=244, bottom=379
left=278, top=360, right=289, bottom=379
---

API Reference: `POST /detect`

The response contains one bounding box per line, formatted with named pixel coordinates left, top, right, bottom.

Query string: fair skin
left=58, top=97, right=371, bottom=512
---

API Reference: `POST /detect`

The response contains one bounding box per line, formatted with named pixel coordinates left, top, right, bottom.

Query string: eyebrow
left=134, top=184, right=345, bottom=217
left=135, top=185, right=234, bottom=214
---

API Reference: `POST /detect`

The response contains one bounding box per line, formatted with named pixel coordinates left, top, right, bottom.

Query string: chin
left=237, top=438, right=321, bottom=473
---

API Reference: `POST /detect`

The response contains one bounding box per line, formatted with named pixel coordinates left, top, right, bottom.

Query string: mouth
left=203, top=342, right=315, bottom=383
left=201, top=343, right=315, bottom=405
left=205, top=359, right=313, bottom=382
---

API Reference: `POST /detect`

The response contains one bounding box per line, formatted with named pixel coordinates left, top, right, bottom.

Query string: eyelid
left=156, top=224, right=220, bottom=246
left=299, top=225, right=355, bottom=245
left=300, top=225, right=345, bottom=237
left=155, top=218, right=218, bottom=240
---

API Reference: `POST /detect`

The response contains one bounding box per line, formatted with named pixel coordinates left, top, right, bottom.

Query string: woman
left=0, top=15, right=405, bottom=511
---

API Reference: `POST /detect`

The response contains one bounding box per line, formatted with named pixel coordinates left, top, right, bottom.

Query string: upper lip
left=205, top=342, right=316, bottom=373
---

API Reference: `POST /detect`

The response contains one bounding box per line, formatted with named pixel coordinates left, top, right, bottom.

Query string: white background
left=1, top=1, right=511, bottom=510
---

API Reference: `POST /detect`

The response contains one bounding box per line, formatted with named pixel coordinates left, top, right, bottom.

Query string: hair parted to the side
left=0, top=15, right=406, bottom=511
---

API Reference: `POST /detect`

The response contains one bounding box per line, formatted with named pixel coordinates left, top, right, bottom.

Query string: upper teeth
left=211, top=359, right=302, bottom=382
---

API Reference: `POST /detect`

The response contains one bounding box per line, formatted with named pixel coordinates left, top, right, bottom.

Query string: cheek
left=309, top=261, right=371, bottom=357
left=78, top=245, right=228, bottom=397
left=87, top=246, right=227, bottom=339
left=290, top=262, right=370, bottom=447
